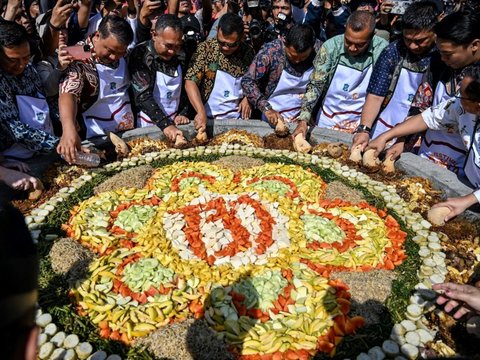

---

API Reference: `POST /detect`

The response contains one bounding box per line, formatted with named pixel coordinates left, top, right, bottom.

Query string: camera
left=390, top=0, right=412, bottom=15
left=248, top=19, right=263, bottom=39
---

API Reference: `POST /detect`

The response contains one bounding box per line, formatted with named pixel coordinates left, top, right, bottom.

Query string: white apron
left=463, top=117, right=480, bottom=187
left=262, top=66, right=313, bottom=123
left=82, top=58, right=134, bottom=139
left=2, top=93, right=53, bottom=159
left=205, top=70, right=242, bottom=119
left=137, top=65, right=182, bottom=128
left=371, top=67, right=424, bottom=139
left=418, top=80, right=467, bottom=174
left=316, top=63, right=372, bottom=133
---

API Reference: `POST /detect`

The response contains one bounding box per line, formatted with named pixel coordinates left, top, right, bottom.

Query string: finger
left=443, top=299, right=461, bottom=313
left=453, top=305, right=471, bottom=319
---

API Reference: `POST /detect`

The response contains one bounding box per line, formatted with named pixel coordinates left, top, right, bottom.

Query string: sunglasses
left=217, top=39, right=240, bottom=48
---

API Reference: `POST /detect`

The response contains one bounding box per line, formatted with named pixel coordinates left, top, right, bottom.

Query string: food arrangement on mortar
left=21, top=129, right=479, bottom=359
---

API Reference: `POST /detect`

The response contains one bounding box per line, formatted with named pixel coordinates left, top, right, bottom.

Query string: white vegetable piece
left=400, top=320, right=416, bottom=332
left=368, top=346, right=386, bottom=360
left=400, top=343, right=419, bottom=359
left=356, top=353, right=372, bottom=360
left=50, top=348, right=67, bottom=360
left=88, top=351, right=107, bottom=360
left=106, top=355, right=122, bottom=360
left=44, top=323, right=58, bottom=336
left=64, top=349, right=78, bottom=360
left=50, top=331, right=66, bottom=347
left=64, top=334, right=80, bottom=349
left=404, top=331, right=421, bottom=347
left=36, top=313, right=53, bottom=327
left=37, top=333, right=49, bottom=346
left=382, top=340, right=399, bottom=356
left=75, top=342, right=93, bottom=359
left=38, top=342, right=54, bottom=359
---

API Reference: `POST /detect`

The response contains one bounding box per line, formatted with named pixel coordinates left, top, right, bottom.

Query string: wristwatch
left=264, top=103, right=273, bottom=112
left=354, top=124, right=372, bottom=134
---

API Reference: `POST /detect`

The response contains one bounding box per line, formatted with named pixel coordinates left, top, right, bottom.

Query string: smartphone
left=390, top=0, right=413, bottom=15
left=65, top=45, right=91, bottom=61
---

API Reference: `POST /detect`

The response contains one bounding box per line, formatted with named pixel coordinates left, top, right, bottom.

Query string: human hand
left=193, top=112, right=207, bottom=132
left=174, top=115, right=190, bottom=125
left=291, top=120, right=308, bottom=140
left=351, top=131, right=370, bottom=152
left=264, top=109, right=284, bottom=126
left=58, top=44, right=74, bottom=71
left=163, top=124, right=184, bottom=142
left=139, top=0, right=164, bottom=22
left=51, top=0, right=74, bottom=29
left=385, top=140, right=404, bottom=161
left=432, top=193, right=479, bottom=222
left=238, top=97, right=251, bottom=119
left=433, top=282, right=480, bottom=319
left=57, top=128, right=82, bottom=164
left=364, top=135, right=389, bottom=158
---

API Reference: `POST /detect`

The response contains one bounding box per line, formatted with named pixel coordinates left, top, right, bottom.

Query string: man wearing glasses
left=129, top=14, right=188, bottom=142
left=185, top=13, right=254, bottom=131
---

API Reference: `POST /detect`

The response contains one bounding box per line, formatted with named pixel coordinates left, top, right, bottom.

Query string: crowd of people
left=0, top=0, right=480, bottom=356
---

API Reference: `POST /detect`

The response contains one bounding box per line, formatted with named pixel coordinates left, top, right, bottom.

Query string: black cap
left=180, top=14, right=202, bottom=34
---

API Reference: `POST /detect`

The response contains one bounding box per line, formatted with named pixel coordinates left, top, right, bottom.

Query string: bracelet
left=48, top=21, right=65, bottom=31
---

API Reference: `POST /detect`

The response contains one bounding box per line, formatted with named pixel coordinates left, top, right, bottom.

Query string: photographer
left=303, top=0, right=351, bottom=40
left=264, top=0, right=295, bottom=40
left=129, top=14, right=189, bottom=140
left=241, top=0, right=270, bottom=51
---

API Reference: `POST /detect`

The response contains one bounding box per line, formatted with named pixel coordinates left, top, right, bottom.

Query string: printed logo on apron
left=138, top=65, right=183, bottom=128
left=262, top=66, right=313, bottom=123
left=82, top=58, right=134, bottom=138
left=371, top=67, right=424, bottom=140
left=316, top=63, right=373, bottom=133
left=418, top=80, right=467, bottom=174
left=2, top=93, right=54, bottom=159
left=205, top=70, right=243, bottom=120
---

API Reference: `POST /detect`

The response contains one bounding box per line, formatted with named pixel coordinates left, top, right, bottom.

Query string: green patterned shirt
left=298, top=34, right=388, bottom=124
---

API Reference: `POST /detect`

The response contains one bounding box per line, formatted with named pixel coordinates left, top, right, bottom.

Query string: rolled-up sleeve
left=421, top=98, right=461, bottom=132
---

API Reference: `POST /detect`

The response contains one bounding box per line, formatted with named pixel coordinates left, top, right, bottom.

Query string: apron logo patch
left=224, top=90, right=230, bottom=98
left=36, top=112, right=45, bottom=122
left=110, top=82, right=117, bottom=91
left=167, top=92, right=173, bottom=99
left=408, top=94, right=414, bottom=102
left=343, top=84, right=350, bottom=91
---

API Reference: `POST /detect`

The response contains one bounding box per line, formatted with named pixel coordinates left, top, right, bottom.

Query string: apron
left=82, top=58, right=134, bottom=139
left=463, top=117, right=480, bottom=188
left=205, top=70, right=243, bottom=120
left=316, top=63, right=372, bottom=133
left=418, top=80, right=467, bottom=175
left=371, top=67, right=424, bottom=139
left=137, top=65, right=182, bottom=128
left=2, top=93, right=53, bottom=159
left=262, top=66, right=313, bottom=123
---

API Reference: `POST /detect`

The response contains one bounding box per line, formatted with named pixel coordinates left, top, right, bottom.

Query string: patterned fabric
left=367, top=40, right=435, bottom=105
left=59, top=37, right=121, bottom=114
left=241, top=39, right=320, bottom=113
left=0, top=65, right=58, bottom=153
left=184, top=38, right=255, bottom=102
left=129, top=40, right=188, bottom=130
left=297, top=34, right=388, bottom=123
left=409, top=54, right=462, bottom=116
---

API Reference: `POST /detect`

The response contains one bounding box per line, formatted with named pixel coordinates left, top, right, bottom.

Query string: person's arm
left=303, top=0, right=324, bottom=38
left=432, top=192, right=480, bottom=222
left=3, top=0, right=22, bottom=21
left=352, top=44, right=395, bottom=150
left=41, top=0, right=74, bottom=57
left=128, top=45, right=175, bottom=131
left=366, top=113, right=428, bottom=157
left=184, top=42, right=208, bottom=130
left=297, top=45, right=333, bottom=125
left=240, top=46, right=272, bottom=113
left=77, top=0, right=93, bottom=28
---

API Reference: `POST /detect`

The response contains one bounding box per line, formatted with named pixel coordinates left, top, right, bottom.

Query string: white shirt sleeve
left=421, top=98, right=463, bottom=133
left=474, top=189, right=480, bottom=204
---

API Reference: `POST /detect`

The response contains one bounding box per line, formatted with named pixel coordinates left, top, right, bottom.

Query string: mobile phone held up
left=390, top=0, right=413, bottom=15
left=65, top=44, right=91, bottom=61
